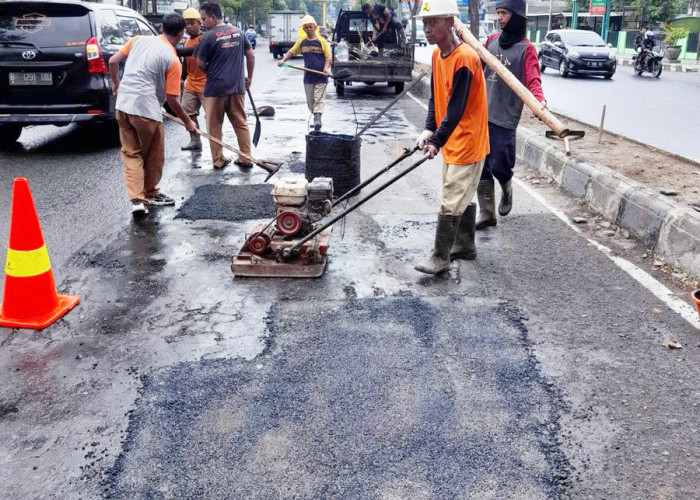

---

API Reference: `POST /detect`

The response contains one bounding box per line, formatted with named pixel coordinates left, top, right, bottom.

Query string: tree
left=469, top=0, right=479, bottom=38
left=630, top=0, right=682, bottom=22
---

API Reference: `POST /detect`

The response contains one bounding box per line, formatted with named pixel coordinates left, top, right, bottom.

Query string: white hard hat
left=416, top=0, right=459, bottom=18
left=301, top=14, right=317, bottom=26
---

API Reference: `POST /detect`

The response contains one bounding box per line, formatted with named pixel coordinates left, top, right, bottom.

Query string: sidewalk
left=409, top=69, right=700, bottom=282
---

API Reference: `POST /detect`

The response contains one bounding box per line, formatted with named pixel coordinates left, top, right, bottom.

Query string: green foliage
left=631, top=0, right=682, bottom=22
left=663, top=24, right=688, bottom=44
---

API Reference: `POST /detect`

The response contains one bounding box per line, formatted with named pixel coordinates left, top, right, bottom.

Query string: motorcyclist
left=637, top=30, right=656, bottom=68
left=634, top=26, right=648, bottom=53
left=245, top=25, right=257, bottom=49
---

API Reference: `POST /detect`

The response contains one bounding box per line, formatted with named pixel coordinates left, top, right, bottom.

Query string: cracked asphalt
left=0, top=40, right=698, bottom=499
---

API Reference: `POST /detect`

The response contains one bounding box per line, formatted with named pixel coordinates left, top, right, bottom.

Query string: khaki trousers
left=304, top=83, right=327, bottom=114
left=116, top=110, right=164, bottom=202
left=205, top=93, right=251, bottom=167
left=440, top=159, right=485, bottom=215
left=181, top=89, right=205, bottom=127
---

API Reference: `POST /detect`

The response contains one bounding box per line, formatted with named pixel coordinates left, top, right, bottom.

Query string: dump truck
left=268, top=10, right=305, bottom=59
left=331, top=9, right=413, bottom=96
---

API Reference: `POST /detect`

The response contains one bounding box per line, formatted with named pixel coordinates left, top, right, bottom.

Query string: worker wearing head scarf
left=476, top=0, right=546, bottom=229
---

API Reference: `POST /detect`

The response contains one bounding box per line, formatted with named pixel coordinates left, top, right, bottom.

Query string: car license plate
left=9, top=72, right=53, bottom=86
left=589, top=62, right=602, bottom=68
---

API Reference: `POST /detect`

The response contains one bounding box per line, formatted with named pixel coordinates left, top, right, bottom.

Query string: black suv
left=0, top=1, right=157, bottom=145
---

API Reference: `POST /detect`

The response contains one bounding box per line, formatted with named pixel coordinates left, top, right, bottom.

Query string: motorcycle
left=245, top=29, right=257, bottom=50
left=634, top=46, right=663, bottom=78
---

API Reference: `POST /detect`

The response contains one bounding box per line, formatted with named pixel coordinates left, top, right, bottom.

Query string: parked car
left=538, top=29, right=617, bottom=79
left=409, top=21, right=427, bottom=46
left=0, top=1, right=158, bottom=146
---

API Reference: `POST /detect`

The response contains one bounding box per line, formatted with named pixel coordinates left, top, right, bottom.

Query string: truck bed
left=334, top=58, right=413, bottom=83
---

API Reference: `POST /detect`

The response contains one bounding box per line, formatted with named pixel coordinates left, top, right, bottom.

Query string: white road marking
left=514, top=178, right=700, bottom=330
left=408, top=90, right=700, bottom=330
left=408, top=91, right=429, bottom=111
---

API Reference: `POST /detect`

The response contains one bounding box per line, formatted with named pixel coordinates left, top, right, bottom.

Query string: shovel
left=281, top=63, right=353, bottom=80
left=163, top=112, right=281, bottom=182
left=247, top=88, right=261, bottom=147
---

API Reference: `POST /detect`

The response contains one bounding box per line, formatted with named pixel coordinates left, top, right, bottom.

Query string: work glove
left=416, top=129, right=433, bottom=149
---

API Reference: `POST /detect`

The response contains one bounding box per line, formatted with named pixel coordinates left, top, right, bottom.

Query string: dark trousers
left=481, top=122, right=517, bottom=185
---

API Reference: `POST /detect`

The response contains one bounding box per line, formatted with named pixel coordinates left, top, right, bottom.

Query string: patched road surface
left=0, top=41, right=699, bottom=500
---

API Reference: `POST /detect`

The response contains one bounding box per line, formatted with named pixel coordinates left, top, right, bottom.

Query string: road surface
left=0, top=40, right=698, bottom=500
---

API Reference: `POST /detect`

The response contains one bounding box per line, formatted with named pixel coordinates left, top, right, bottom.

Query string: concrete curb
left=515, top=128, right=700, bottom=280
left=409, top=70, right=700, bottom=280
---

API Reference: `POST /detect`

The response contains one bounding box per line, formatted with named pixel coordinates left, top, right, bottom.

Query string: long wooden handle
left=163, top=112, right=258, bottom=164
left=453, top=20, right=569, bottom=138
left=285, top=64, right=326, bottom=77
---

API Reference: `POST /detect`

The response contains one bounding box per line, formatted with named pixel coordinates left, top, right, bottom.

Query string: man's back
left=116, top=35, right=180, bottom=122
left=195, top=24, right=251, bottom=97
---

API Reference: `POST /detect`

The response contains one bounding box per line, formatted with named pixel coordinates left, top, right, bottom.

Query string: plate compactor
left=230, top=148, right=430, bottom=278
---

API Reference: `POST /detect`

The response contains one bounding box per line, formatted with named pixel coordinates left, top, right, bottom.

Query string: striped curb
left=516, top=128, right=700, bottom=280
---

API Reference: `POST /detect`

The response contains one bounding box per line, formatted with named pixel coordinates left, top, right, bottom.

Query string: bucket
left=305, top=132, right=361, bottom=198
left=692, top=289, right=700, bottom=320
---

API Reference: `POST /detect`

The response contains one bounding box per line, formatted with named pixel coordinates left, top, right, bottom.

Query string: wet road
left=1, top=40, right=699, bottom=499
left=416, top=43, right=700, bottom=162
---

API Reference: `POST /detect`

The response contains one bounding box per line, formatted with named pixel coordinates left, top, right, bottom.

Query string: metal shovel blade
left=247, top=89, right=261, bottom=147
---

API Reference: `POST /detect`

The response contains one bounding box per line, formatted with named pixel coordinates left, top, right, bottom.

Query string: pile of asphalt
left=176, top=184, right=274, bottom=222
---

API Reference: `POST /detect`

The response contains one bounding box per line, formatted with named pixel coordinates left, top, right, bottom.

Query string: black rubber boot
left=499, top=178, right=513, bottom=216
left=415, top=214, right=459, bottom=275
left=476, top=179, right=497, bottom=230
left=181, top=132, right=202, bottom=151
left=450, top=203, right=477, bottom=261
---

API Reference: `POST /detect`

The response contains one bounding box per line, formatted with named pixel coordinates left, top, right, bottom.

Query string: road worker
left=277, top=15, right=331, bottom=132
left=180, top=7, right=207, bottom=151
left=414, top=0, right=489, bottom=274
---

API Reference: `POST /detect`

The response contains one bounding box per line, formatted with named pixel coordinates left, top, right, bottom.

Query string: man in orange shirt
left=180, top=8, right=206, bottom=151
left=414, top=0, right=489, bottom=274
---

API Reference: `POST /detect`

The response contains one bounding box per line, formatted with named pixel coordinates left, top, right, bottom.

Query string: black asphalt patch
left=108, top=297, right=568, bottom=499
left=176, top=184, right=274, bottom=222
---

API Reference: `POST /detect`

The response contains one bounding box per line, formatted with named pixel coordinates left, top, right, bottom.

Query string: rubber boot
left=499, top=179, right=513, bottom=216
left=450, top=203, right=477, bottom=261
left=181, top=131, right=201, bottom=151
left=476, top=179, right=497, bottom=230
left=313, top=113, right=322, bottom=131
left=415, top=214, right=459, bottom=275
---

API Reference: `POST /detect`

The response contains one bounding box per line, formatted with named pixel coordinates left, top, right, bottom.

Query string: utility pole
left=547, top=0, right=554, bottom=31
left=308, top=0, right=328, bottom=27
left=571, top=0, right=579, bottom=29
left=601, top=0, right=611, bottom=40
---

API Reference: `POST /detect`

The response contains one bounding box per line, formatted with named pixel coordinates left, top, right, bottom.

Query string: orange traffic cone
left=0, top=178, right=79, bottom=329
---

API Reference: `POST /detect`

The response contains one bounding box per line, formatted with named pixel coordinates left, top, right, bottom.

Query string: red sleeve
left=484, top=33, right=499, bottom=49
left=523, top=43, right=545, bottom=102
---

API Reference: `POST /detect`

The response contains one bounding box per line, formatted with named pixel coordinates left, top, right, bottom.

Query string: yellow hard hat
left=301, top=15, right=317, bottom=27
left=182, top=8, right=201, bottom=21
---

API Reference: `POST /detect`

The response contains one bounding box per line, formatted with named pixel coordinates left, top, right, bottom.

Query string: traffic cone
left=0, top=178, right=79, bottom=329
